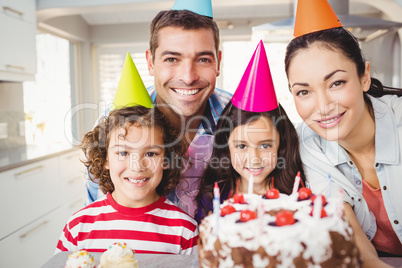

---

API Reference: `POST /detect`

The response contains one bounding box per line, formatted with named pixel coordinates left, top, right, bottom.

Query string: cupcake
left=65, top=250, right=96, bottom=268
left=99, top=242, right=138, bottom=268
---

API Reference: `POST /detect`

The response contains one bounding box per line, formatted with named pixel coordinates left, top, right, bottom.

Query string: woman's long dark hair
left=285, top=27, right=402, bottom=116
left=195, top=102, right=306, bottom=222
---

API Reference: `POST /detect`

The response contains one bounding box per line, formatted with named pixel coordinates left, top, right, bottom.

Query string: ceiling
left=37, top=0, right=386, bottom=27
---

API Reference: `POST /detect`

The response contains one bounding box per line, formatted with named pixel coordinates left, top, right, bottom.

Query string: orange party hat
left=294, top=0, right=343, bottom=38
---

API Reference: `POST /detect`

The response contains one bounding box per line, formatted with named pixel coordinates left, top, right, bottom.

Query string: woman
left=285, top=22, right=402, bottom=267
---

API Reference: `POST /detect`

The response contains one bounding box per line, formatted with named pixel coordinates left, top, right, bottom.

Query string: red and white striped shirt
left=56, top=193, right=198, bottom=255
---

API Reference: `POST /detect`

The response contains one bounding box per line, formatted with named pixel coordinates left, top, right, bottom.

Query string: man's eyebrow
left=160, top=51, right=216, bottom=58
left=196, top=51, right=215, bottom=57
left=160, top=51, right=181, bottom=57
left=324, top=70, right=346, bottom=81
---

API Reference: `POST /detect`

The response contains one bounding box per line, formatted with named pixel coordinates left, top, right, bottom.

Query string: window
left=97, top=49, right=152, bottom=115
left=23, top=33, right=74, bottom=146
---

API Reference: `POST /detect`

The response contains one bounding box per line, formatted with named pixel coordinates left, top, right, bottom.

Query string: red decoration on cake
left=275, top=210, right=296, bottom=226
left=298, top=187, right=312, bottom=200
left=221, top=205, right=236, bottom=216
left=266, top=188, right=280, bottom=199
left=310, top=207, right=328, bottom=218
left=240, top=210, right=257, bottom=222
left=265, top=177, right=280, bottom=199
left=233, top=193, right=245, bottom=204
left=233, top=179, right=245, bottom=203
left=311, top=194, right=327, bottom=205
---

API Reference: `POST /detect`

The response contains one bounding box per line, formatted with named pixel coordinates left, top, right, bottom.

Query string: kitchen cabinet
left=0, top=0, right=36, bottom=81
left=0, top=0, right=36, bottom=23
left=0, top=149, right=86, bottom=268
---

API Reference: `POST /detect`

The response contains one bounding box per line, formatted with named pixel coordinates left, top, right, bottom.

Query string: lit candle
left=313, top=195, right=323, bottom=220
left=292, top=171, right=301, bottom=195
left=257, top=200, right=264, bottom=237
left=327, top=174, right=332, bottom=198
left=336, top=188, right=344, bottom=218
left=213, top=182, right=220, bottom=235
left=248, top=174, right=254, bottom=195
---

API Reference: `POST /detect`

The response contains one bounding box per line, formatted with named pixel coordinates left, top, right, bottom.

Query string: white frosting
left=65, top=250, right=96, bottom=268
left=103, top=242, right=134, bottom=258
left=199, top=193, right=356, bottom=268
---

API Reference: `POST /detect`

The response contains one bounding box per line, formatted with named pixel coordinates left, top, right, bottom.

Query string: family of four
left=55, top=0, right=402, bottom=267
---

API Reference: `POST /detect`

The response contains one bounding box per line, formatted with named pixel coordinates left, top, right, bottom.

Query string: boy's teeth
left=174, top=89, right=200, bottom=96
left=126, top=178, right=148, bottom=183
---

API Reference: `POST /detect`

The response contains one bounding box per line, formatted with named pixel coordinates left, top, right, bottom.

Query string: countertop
left=41, top=252, right=402, bottom=268
left=42, top=252, right=199, bottom=268
left=0, top=142, right=79, bottom=172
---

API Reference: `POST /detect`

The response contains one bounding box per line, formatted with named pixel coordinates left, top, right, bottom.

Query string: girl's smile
left=245, top=167, right=264, bottom=176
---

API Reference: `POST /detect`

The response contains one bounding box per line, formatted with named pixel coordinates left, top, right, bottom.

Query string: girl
left=195, top=41, right=306, bottom=223
left=284, top=0, right=402, bottom=264
left=56, top=106, right=198, bottom=255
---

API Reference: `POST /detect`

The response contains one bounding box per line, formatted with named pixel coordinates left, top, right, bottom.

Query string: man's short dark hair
left=149, top=9, right=220, bottom=60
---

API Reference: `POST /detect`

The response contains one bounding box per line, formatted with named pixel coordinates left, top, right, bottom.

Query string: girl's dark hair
left=80, top=106, right=186, bottom=196
left=285, top=27, right=402, bottom=116
left=195, top=102, right=306, bottom=222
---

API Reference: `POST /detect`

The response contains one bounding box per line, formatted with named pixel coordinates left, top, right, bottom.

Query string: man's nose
left=179, top=60, right=199, bottom=85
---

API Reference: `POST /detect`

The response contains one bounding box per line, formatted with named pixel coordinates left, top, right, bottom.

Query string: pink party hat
left=172, top=0, right=213, bottom=18
left=231, top=40, right=278, bottom=112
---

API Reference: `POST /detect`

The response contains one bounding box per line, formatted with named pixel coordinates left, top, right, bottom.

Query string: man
left=86, top=7, right=232, bottom=217
left=146, top=9, right=225, bottom=144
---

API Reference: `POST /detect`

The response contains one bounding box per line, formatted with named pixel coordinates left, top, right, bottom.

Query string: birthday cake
left=198, top=188, right=361, bottom=268
left=98, top=242, right=138, bottom=268
left=65, top=250, right=96, bottom=268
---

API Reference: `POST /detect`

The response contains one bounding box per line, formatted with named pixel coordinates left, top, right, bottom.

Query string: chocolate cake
left=198, top=190, right=361, bottom=268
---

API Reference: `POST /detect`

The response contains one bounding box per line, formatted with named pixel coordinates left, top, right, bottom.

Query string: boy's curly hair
left=80, top=106, right=186, bottom=196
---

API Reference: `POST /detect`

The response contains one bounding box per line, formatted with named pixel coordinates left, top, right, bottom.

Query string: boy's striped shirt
left=56, top=194, right=198, bottom=255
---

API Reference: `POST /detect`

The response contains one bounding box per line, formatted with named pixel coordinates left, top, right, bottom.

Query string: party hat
left=112, top=52, right=153, bottom=109
left=172, top=0, right=213, bottom=18
left=231, top=40, right=278, bottom=112
left=294, top=0, right=343, bottom=38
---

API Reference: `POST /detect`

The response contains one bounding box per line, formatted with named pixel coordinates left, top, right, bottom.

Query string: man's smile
left=172, top=88, right=201, bottom=96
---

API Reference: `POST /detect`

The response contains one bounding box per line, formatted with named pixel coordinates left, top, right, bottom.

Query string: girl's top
left=56, top=193, right=198, bottom=255
left=298, top=95, right=402, bottom=244
left=362, top=179, right=402, bottom=255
